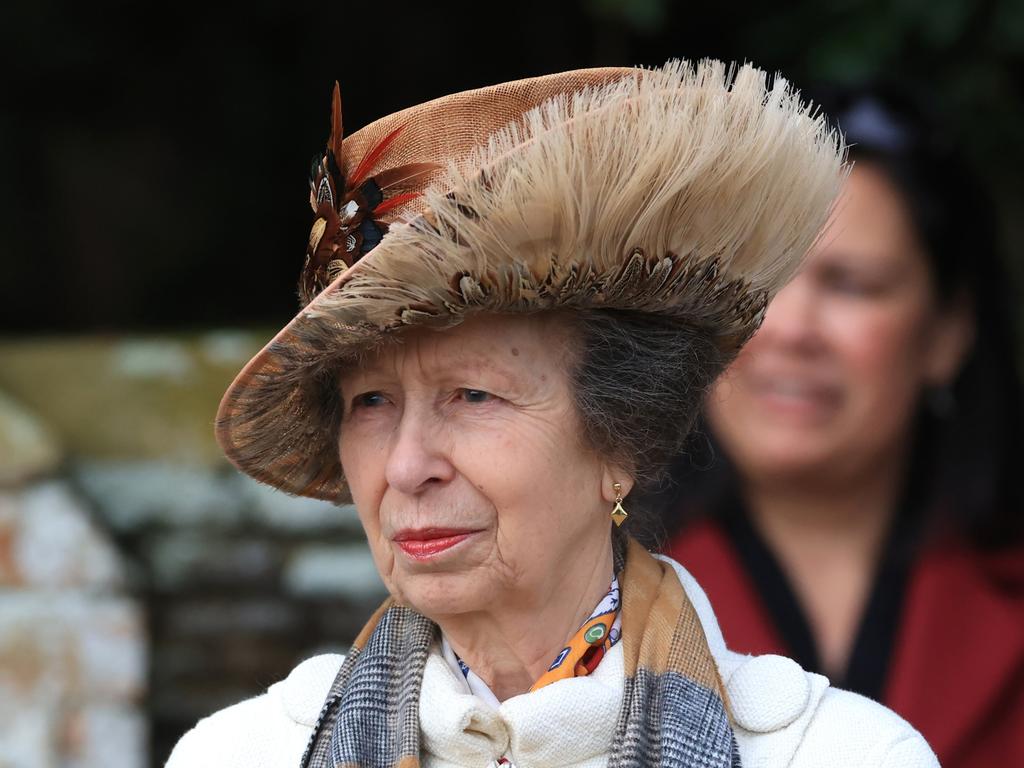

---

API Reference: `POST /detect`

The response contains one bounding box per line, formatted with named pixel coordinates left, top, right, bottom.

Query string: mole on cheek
left=511, top=347, right=520, bottom=357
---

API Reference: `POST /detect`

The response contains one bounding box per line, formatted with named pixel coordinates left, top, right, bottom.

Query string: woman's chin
left=733, top=435, right=846, bottom=484
left=391, top=570, right=492, bottom=619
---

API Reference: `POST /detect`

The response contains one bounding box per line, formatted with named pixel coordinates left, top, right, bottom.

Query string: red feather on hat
left=301, top=82, right=439, bottom=306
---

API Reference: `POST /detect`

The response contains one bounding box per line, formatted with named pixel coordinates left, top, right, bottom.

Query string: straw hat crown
left=216, top=59, right=846, bottom=501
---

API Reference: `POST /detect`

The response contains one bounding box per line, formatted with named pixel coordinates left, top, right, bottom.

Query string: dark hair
left=658, top=84, right=1024, bottom=550
left=566, top=309, right=732, bottom=545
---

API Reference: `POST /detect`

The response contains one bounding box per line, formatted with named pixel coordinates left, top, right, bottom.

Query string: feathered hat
left=215, top=59, right=845, bottom=502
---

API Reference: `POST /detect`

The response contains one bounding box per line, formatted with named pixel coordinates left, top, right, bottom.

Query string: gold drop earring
left=611, top=482, right=628, bottom=527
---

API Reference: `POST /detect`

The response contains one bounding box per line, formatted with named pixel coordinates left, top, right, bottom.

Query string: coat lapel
left=666, top=520, right=788, bottom=658
left=883, top=541, right=1024, bottom=762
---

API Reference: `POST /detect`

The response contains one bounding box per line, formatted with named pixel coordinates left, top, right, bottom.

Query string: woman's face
left=338, top=313, right=618, bottom=621
left=707, top=163, right=972, bottom=487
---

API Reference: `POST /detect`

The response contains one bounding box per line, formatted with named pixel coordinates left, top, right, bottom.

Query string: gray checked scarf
left=300, top=537, right=740, bottom=767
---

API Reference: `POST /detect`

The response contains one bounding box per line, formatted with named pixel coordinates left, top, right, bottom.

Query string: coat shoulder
left=796, top=686, right=939, bottom=767
left=164, top=653, right=345, bottom=768
left=723, top=651, right=938, bottom=767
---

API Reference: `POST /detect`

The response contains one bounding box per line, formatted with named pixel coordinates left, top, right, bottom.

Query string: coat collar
left=420, top=640, right=625, bottom=767
left=418, top=555, right=831, bottom=768
left=273, top=553, right=832, bottom=767
left=655, top=554, right=832, bottom=762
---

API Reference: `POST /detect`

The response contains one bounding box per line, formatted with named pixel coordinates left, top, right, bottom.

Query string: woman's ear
left=600, top=466, right=635, bottom=503
left=924, top=290, right=975, bottom=386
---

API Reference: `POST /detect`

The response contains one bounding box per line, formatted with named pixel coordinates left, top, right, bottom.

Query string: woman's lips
left=392, top=528, right=480, bottom=560
left=749, top=376, right=841, bottom=420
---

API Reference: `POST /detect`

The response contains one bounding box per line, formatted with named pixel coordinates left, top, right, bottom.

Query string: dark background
left=3, top=0, right=1022, bottom=336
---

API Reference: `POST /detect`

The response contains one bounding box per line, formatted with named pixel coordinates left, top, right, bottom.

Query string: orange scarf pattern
left=530, top=576, right=621, bottom=690
left=447, top=577, right=622, bottom=700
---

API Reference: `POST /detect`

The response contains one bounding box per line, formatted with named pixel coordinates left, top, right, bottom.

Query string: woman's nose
left=755, top=275, right=823, bottom=353
left=383, top=408, right=456, bottom=495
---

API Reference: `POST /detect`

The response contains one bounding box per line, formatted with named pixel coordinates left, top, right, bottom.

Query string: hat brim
left=215, top=239, right=763, bottom=502
left=215, top=59, right=845, bottom=501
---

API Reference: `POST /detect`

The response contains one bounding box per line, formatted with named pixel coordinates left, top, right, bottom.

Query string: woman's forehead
left=829, top=166, right=920, bottom=249
left=345, top=312, right=575, bottom=381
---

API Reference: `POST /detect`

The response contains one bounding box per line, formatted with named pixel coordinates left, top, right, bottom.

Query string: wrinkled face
left=338, top=313, right=614, bottom=621
left=707, top=163, right=972, bottom=486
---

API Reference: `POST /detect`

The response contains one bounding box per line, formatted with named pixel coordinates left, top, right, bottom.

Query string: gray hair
left=566, top=309, right=735, bottom=539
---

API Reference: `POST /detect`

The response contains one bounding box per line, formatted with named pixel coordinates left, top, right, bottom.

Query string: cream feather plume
left=314, top=59, right=846, bottom=350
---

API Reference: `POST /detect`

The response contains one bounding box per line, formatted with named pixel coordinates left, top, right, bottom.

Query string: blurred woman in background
left=661, top=87, right=1024, bottom=768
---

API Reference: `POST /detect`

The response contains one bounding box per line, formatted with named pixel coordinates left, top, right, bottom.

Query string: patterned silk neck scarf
left=532, top=575, right=621, bottom=689
left=300, top=537, right=740, bottom=768
left=443, top=576, right=621, bottom=705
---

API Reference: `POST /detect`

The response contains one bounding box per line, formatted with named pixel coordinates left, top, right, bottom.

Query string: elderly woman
left=166, top=61, right=937, bottom=767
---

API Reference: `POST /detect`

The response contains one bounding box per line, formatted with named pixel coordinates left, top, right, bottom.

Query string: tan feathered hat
left=215, top=59, right=845, bottom=502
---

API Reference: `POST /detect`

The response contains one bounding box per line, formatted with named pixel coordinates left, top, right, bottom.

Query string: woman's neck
left=437, top=538, right=615, bottom=702
left=742, top=446, right=908, bottom=678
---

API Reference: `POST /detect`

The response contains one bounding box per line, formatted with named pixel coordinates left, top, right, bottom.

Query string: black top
left=718, top=493, right=920, bottom=699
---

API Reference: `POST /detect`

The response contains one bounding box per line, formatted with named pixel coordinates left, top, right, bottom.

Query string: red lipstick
left=392, top=528, right=479, bottom=560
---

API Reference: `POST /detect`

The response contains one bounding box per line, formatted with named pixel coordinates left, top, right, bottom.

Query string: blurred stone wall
left=0, top=412, right=147, bottom=768
left=0, top=334, right=387, bottom=767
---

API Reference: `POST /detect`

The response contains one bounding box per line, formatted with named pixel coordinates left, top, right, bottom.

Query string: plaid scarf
left=300, top=537, right=740, bottom=768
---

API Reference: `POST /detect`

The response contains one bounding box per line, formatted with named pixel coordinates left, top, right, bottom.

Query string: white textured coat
left=166, top=556, right=938, bottom=767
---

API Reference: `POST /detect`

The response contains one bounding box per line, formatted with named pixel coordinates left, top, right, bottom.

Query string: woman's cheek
left=341, top=435, right=393, bottom=574
left=451, top=424, right=549, bottom=557
left=827, top=302, right=930, bottom=417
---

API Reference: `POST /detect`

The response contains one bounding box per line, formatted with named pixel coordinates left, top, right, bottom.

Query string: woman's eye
left=830, top=277, right=862, bottom=294
left=815, top=266, right=888, bottom=299
left=460, top=388, right=493, bottom=403
left=823, top=270, right=880, bottom=297
left=352, top=392, right=387, bottom=409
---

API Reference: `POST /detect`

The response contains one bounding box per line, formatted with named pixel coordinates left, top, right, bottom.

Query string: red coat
left=667, top=520, right=1024, bottom=768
